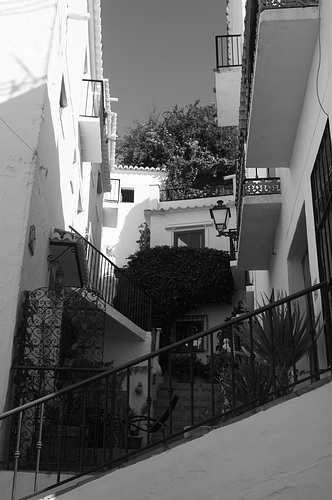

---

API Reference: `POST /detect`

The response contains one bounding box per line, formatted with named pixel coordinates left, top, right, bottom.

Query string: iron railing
left=3, top=282, right=332, bottom=499
left=260, top=0, right=319, bottom=8
left=215, top=35, right=242, bottom=69
left=80, top=79, right=105, bottom=124
left=69, top=227, right=152, bottom=331
left=104, top=179, right=121, bottom=203
left=160, top=184, right=233, bottom=202
left=243, top=177, right=281, bottom=195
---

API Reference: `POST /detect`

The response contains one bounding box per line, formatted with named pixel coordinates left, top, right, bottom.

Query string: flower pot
left=127, top=435, right=143, bottom=449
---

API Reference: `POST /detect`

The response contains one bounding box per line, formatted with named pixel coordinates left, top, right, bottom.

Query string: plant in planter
left=122, top=404, right=148, bottom=449
left=236, top=292, right=322, bottom=389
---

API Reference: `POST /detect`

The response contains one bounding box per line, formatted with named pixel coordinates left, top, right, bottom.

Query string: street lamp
left=209, top=200, right=231, bottom=236
left=209, top=199, right=239, bottom=257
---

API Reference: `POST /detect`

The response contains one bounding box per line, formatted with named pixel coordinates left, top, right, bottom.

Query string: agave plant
left=236, top=292, right=321, bottom=389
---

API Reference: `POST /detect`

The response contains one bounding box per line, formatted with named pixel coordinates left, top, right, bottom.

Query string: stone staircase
left=153, top=381, right=213, bottom=436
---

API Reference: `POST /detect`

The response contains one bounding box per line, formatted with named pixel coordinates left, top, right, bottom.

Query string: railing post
left=209, top=332, right=215, bottom=416
left=11, top=411, right=23, bottom=500
left=249, top=317, right=257, bottom=400
left=268, top=309, right=277, bottom=392
left=146, top=358, right=152, bottom=445
left=229, top=326, right=236, bottom=408
left=167, top=352, right=174, bottom=436
left=189, top=342, right=195, bottom=427
left=287, top=302, right=297, bottom=384
left=33, top=403, right=44, bottom=493
left=322, top=282, right=332, bottom=369
left=307, top=292, right=320, bottom=382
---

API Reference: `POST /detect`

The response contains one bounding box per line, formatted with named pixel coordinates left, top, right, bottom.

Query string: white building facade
left=215, top=0, right=332, bottom=367
left=0, top=0, right=153, bottom=427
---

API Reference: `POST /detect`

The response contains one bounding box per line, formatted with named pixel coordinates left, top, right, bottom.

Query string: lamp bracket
left=47, top=246, right=74, bottom=269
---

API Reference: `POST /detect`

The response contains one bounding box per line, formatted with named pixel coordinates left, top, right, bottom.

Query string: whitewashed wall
left=0, top=0, right=105, bottom=421
left=249, top=1, right=332, bottom=303
left=102, top=168, right=167, bottom=267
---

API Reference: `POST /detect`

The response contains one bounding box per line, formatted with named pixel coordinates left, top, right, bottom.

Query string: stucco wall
left=0, top=1, right=58, bottom=417
left=249, top=0, right=332, bottom=304
left=0, top=0, right=107, bottom=421
left=102, top=168, right=167, bottom=266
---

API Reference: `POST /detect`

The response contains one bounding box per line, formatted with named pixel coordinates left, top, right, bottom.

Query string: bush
left=125, top=245, right=235, bottom=334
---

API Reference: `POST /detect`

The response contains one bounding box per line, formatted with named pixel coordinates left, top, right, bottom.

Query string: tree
left=116, top=101, right=238, bottom=190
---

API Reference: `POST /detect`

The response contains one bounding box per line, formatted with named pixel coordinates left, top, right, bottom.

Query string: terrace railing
left=80, top=79, right=105, bottom=132
left=160, top=184, right=233, bottom=202
left=69, top=227, right=152, bottom=331
left=104, top=179, right=121, bottom=203
left=3, top=282, right=332, bottom=500
left=243, top=177, right=281, bottom=195
left=215, top=35, right=242, bottom=69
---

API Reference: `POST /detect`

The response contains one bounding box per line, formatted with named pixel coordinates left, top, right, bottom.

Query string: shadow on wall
left=105, top=199, right=152, bottom=267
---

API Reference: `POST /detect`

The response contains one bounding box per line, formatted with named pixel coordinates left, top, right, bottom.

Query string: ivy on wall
left=124, top=246, right=235, bottom=337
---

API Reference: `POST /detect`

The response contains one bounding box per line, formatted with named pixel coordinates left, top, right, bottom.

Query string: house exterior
left=215, top=0, right=332, bottom=368
left=102, top=164, right=247, bottom=363
left=145, top=179, right=247, bottom=360
left=0, top=0, right=152, bottom=469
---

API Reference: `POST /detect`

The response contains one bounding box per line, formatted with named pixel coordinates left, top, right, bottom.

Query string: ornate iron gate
left=10, top=286, right=113, bottom=468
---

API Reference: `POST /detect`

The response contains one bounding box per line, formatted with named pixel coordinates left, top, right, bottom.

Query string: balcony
left=79, top=79, right=105, bottom=163
left=215, top=34, right=242, bottom=127
left=237, top=177, right=282, bottom=270
left=243, top=0, right=319, bottom=168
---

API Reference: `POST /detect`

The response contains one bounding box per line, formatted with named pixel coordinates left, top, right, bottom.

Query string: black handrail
left=80, top=79, right=105, bottom=122
left=69, top=226, right=152, bottom=331
left=2, top=282, right=332, bottom=500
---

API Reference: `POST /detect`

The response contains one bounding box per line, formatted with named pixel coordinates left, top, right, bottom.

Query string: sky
left=100, top=0, right=227, bottom=138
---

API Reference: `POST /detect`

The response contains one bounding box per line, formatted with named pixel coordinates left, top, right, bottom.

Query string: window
left=121, top=188, right=134, bottom=203
left=174, top=229, right=205, bottom=248
left=173, top=315, right=207, bottom=352
left=311, top=121, right=332, bottom=286
left=97, top=172, right=103, bottom=194
left=59, top=76, right=68, bottom=109
left=311, top=120, right=332, bottom=364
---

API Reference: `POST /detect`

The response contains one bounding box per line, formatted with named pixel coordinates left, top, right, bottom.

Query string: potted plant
left=236, top=292, right=322, bottom=389
left=122, top=407, right=143, bottom=449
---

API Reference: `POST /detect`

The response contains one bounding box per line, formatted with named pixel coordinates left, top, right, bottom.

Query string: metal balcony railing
left=69, top=227, right=152, bottom=331
left=80, top=79, right=105, bottom=124
left=243, top=177, right=281, bottom=195
left=104, top=179, right=121, bottom=203
left=215, top=34, right=242, bottom=69
left=160, top=184, right=233, bottom=202
left=260, top=0, right=319, bottom=9
left=3, top=282, right=332, bottom=499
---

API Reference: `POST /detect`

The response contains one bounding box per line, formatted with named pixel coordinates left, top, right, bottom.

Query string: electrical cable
left=316, top=0, right=329, bottom=117
left=0, top=114, right=46, bottom=170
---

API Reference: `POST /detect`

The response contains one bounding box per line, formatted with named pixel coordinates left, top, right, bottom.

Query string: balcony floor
left=237, top=193, right=282, bottom=270
left=246, top=6, right=319, bottom=169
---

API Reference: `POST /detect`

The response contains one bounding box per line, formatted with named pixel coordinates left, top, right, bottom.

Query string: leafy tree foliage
left=124, top=246, right=235, bottom=334
left=117, top=101, right=238, bottom=190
